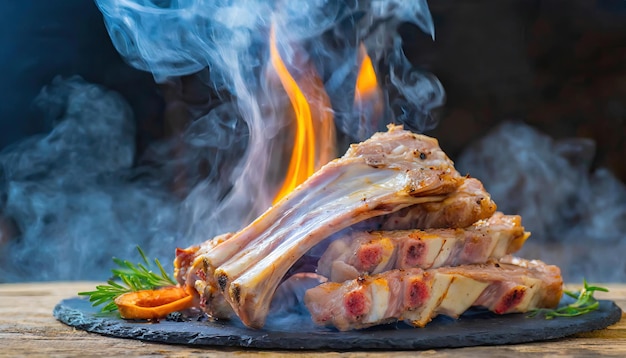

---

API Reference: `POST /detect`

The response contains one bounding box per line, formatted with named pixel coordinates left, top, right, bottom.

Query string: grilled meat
left=172, top=125, right=563, bottom=331
left=305, top=257, right=563, bottom=331
left=176, top=125, right=463, bottom=327
left=319, top=212, right=529, bottom=282
left=362, top=177, right=497, bottom=231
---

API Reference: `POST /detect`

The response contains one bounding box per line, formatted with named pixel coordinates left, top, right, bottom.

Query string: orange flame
left=355, top=44, right=379, bottom=99
left=270, top=26, right=335, bottom=204
left=354, top=43, right=384, bottom=136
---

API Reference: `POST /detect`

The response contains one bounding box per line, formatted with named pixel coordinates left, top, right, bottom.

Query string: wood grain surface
left=1, top=282, right=624, bottom=357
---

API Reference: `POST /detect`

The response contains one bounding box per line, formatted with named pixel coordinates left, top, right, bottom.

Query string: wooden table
left=1, top=282, right=624, bottom=357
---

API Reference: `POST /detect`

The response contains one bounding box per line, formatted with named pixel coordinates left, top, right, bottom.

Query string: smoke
left=0, top=76, right=179, bottom=280
left=457, top=121, right=626, bottom=282
left=2, top=2, right=620, bottom=287
left=0, top=1, right=443, bottom=281
left=95, top=0, right=443, bottom=240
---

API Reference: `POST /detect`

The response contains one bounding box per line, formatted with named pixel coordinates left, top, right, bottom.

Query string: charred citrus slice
left=114, top=286, right=193, bottom=320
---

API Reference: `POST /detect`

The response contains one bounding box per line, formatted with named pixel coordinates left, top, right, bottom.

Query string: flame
left=353, top=43, right=384, bottom=138
left=355, top=44, right=379, bottom=99
left=270, top=26, right=335, bottom=204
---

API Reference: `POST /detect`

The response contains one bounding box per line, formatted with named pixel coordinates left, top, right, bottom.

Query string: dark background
left=408, top=0, right=626, bottom=182
left=0, top=1, right=163, bottom=156
left=1, top=0, right=624, bottom=181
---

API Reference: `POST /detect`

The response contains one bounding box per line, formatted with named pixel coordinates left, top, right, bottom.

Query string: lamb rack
left=173, top=125, right=563, bottom=330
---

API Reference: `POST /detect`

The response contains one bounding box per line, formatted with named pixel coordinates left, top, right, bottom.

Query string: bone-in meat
left=361, top=177, right=497, bottom=231
left=173, top=124, right=564, bottom=331
left=305, top=257, right=563, bottom=331
left=319, top=212, right=529, bottom=282
left=177, top=125, right=464, bottom=328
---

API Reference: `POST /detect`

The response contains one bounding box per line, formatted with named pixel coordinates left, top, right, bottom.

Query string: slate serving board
left=54, top=297, right=622, bottom=350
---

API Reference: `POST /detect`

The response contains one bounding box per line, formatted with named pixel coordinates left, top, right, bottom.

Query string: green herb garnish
left=528, top=278, right=609, bottom=319
left=78, top=246, right=176, bottom=312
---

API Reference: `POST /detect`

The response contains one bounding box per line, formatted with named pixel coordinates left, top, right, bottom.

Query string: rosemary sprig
left=78, top=246, right=176, bottom=312
left=528, top=279, right=609, bottom=319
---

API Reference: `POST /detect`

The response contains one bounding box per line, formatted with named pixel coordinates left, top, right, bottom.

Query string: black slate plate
left=54, top=297, right=622, bottom=350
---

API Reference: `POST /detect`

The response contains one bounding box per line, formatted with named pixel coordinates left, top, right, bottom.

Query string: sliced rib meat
left=318, top=212, right=529, bottom=282
left=305, top=257, right=563, bottom=331
left=182, top=125, right=463, bottom=327
left=362, top=177, right=497, bottom=231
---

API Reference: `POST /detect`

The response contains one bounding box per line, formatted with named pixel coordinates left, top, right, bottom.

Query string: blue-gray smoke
left=0, top=0, right=444, bottom=281
left=457, top=121, right=626, bottom=282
